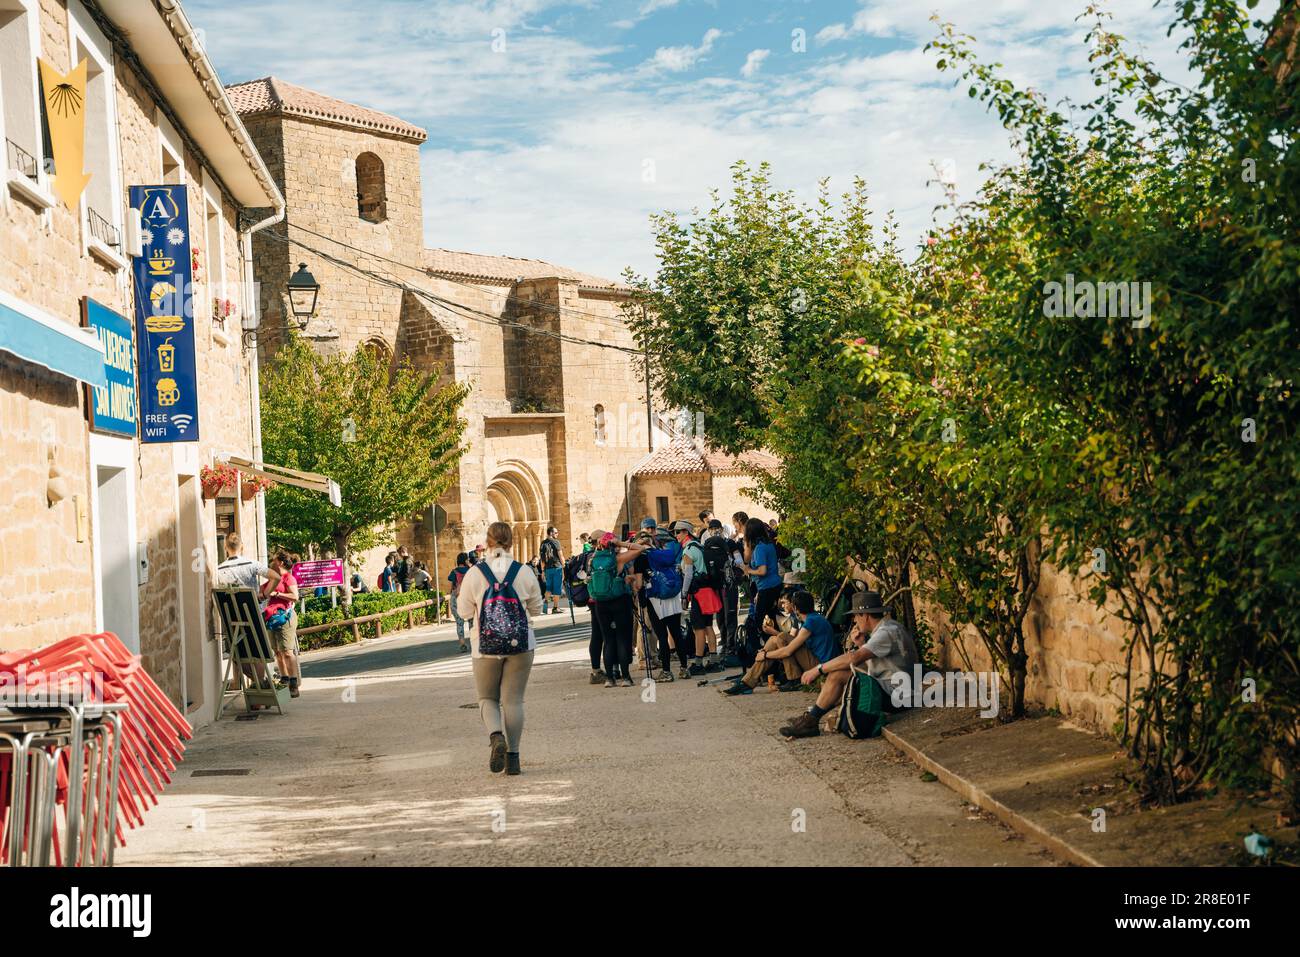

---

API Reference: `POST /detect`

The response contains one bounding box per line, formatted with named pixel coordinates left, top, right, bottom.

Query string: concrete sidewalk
left=116, top=621, right=1053, bottom=867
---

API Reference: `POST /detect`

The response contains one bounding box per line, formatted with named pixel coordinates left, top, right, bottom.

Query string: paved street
left=117, top=610, right=1055, bottom=866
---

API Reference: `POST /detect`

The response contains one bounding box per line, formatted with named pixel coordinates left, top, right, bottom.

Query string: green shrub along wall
left=298, top=590, right=444, bottom=650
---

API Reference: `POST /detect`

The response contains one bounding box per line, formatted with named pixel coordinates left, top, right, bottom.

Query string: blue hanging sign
left=82, top=298, right=137, bottom=437
left=131, top=184, right=199, bottom=443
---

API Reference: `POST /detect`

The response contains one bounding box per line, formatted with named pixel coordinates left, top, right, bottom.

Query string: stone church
left=228, top=76, right=663, bottom=582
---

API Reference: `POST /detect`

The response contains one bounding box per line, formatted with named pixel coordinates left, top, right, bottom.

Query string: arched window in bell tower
left=356, top=152, right=387, bottom=223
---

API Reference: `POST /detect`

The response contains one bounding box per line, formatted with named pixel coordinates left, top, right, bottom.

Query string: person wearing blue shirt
left=739, top=517, right=784, bottom=658
left=724, top=590, right=836, bottom=694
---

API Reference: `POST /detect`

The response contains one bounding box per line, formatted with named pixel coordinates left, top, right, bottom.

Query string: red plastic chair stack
left=1, top=631, right=192, bottom=862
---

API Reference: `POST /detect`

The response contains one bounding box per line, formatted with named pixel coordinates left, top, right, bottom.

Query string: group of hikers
left=449, top=510, right=921, bottom=777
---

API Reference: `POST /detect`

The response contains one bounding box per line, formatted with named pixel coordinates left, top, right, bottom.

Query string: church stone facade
left=228, top=77, right=653, bottom=582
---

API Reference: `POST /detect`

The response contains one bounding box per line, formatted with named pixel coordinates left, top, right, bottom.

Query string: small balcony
left=87, top=206, right=121, bottom=249
left=5, top=138, right=38, bottom=181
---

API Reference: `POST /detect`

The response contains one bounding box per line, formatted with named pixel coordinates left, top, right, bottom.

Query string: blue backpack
left=646, top=541, right=683, bottom=599
left=476, top=561, right=531, bottom=655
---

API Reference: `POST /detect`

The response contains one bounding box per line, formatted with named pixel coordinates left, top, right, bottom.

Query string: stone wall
left=1, top=0, right=261, bottom=725
left=920, top=560, right=1130, bottom=733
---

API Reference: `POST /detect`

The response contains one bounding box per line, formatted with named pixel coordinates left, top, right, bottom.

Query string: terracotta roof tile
left=633, top=439, right=780, bottom=477
left=226, top=76, right=427, bottom=143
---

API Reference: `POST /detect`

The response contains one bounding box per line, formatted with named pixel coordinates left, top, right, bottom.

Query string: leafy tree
left=624, top=161, right=875, bottom=454
left=260, top=335, right=469, bottom=601
left=931, top=1, right=1299, bottom=802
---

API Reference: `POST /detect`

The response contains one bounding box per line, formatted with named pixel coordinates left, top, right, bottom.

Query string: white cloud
left=740, top=48, right=770, bottom=79
left=186, top=0, right=1277, bottom=283
left=648, top=27, right=722, bottom=73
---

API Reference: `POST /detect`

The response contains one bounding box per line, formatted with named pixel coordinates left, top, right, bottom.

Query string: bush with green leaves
left=298, top=589, right=444, bottom=650
left=628, top=1, right=1299, bottom=808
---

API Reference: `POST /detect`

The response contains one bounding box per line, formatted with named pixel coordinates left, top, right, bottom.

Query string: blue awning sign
left=0, top=289, right=108, bottom=388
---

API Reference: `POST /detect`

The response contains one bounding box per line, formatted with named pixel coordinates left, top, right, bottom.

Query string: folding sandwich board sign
left=211, top=587, right=291, bottom=718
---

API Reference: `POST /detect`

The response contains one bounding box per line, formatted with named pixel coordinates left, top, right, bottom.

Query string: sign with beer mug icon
left=157, top=338, right=175, bottom=373
left=156, top=378, right=180, bottom=407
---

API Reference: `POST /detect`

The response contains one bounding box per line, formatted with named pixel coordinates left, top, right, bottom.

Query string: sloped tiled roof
left=634, top=439, right=780, bottom=477
left=423, top=248, right=628, bottom=292
left=226, top=76, right=427, bottom=143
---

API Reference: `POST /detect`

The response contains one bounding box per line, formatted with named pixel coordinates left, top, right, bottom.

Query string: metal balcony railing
left=87, top=206, right=120, bottom=249
left=5, top=138, right=39, bottom=181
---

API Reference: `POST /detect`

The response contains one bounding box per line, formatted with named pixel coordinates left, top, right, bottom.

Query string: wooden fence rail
left=296, top=596, right=442, bottom=645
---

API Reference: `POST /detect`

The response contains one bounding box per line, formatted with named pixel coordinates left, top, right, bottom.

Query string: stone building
left=629, top=438, right=778, bottom=527
left=0, top=0, right=282, bottom=728
left=229, top=76, right=665, bottom=581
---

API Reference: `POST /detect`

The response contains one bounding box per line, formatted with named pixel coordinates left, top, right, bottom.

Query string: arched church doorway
left=484, top=461, right=548, bottom=562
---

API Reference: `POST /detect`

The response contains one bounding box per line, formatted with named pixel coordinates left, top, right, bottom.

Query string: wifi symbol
left=171, top=414, right=193, bottom=434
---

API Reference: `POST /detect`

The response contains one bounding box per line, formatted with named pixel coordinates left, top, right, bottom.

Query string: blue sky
left=183, top=0, right=1266, bottom=282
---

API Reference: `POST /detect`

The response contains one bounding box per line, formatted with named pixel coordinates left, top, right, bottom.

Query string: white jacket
left=455, top=548, right=544, bottom=657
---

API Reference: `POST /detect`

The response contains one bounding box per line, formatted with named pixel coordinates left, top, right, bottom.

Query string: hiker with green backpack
left=587, top=531, right=645, bottom=688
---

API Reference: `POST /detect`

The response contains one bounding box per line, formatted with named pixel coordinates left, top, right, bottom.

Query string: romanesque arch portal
left=483, top=461, right=548, bottom=562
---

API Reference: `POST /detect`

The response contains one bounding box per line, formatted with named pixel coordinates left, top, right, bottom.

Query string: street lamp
left=286, top=262, right=319, bottom=329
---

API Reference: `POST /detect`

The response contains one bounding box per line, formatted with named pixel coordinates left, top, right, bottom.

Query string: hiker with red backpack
left=447, top=552, right=472, bottom=653
left=455, top=522, right=544, bottom=776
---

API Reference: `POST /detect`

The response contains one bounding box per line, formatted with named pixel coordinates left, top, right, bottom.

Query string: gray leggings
left=472, top=652, right=534, bottom=752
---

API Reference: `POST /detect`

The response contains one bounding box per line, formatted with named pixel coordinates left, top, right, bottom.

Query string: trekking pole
left=827, top=568, right=854, bottom=617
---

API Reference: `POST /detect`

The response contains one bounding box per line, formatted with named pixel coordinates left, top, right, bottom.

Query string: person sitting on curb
left=723, top=587, right=836, bottom=695
left=779, top=589, right=920, bottom=739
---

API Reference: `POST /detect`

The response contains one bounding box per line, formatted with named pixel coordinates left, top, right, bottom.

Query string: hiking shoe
left=706, top=659, right=726, bottom=672
left=689, top=662, right=706, bottom=676
left=678, top=666, right=690, bottom=679
left=604, top=678, right=616, bottom=688
left=779, top=712, right=820, bottom=738
left=722, top=681, right=753, bottom=696
left=619, top=677, right=634, bottom=688
left=489, top=732, right=508, bottom=773
left=506, top=753, right=521, bottom=776
left=652, top=669, right=674, bottom=682
left=777, top=679, right=803, bottom=692
left=589, top=669, right=606, bottom=684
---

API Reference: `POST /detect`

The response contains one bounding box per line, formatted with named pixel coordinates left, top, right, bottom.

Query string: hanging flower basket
left=239, top=471, right=277, bottom=501
left=191, top=247, right=203, bottom=284
left=200, top=463, right=238, bottom=500
left=212, top=296, right=238, bottom=331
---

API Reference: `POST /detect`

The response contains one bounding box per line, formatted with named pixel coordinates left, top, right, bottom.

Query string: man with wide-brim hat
left=778, top=589, right=920, bottom=739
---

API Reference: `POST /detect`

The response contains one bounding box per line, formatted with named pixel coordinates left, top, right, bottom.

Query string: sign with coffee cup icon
left=132, top=184, right=199, bottom=442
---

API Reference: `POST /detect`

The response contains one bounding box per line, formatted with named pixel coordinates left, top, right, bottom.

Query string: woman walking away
left=741, top=518, right=783, bottom=665
left=587, top=532, right=641, bottom=687
left=456, top=522, right=543, bottom=775
left=448, top=552, right=472, bottom=653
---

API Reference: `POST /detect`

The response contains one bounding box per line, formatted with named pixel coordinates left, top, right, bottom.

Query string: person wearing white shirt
left=455, top=522, right=543, bottom=776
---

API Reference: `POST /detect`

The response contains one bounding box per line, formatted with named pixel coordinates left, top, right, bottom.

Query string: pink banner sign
left=292, top=559, right=345, bottom=588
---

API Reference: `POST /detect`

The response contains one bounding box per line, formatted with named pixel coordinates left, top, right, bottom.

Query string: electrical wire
left=284, top=221, right=640, bottom=332
left=261, top=229, right=645, bottom=356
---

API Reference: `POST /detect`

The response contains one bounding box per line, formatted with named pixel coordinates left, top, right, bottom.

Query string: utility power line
left=262, top=230, right=645, bottom=357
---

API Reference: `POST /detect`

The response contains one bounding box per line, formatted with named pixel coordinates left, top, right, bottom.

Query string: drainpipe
left=241, top=209, right=283, bottom=563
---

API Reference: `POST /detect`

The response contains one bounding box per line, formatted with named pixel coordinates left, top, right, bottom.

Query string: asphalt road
left=116, top=609, right=1056, bottom=866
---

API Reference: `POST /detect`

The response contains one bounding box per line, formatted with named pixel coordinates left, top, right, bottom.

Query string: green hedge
left=298, top=589, right=444, bottom=651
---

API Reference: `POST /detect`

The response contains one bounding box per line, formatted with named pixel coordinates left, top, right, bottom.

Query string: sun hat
left=850, top=590, right=888, bottom=615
